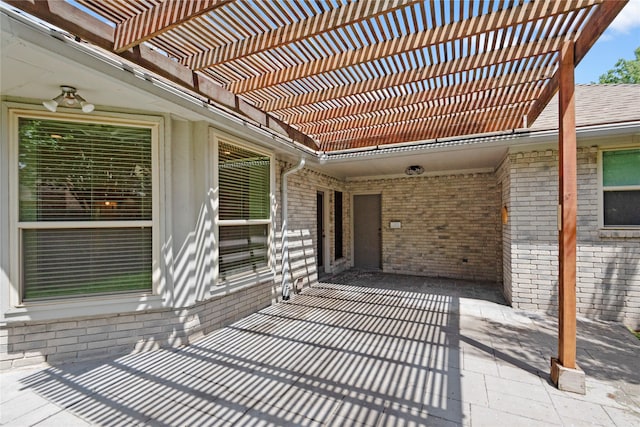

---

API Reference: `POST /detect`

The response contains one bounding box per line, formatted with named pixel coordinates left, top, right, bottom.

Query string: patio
left=1, top=271, right=639, bottom=426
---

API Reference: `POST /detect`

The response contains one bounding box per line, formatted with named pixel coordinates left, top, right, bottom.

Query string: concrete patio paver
left=1, top=271, right=639, bottom=426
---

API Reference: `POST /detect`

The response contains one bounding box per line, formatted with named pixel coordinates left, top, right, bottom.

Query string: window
left=17, top=115, right=154, bottom=300
left=334, top=191, right=343, bottom=259
left=602, top=148, right=640, bottom=227
left=217, top=141, right=271, bottom=278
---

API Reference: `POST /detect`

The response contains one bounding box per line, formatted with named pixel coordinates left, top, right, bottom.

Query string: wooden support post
left=558, top=40, right=577, bottom=369
left=551, top=41, right=585, bottom=394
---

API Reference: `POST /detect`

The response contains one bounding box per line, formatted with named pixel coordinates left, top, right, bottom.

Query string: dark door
left=353, top=194, right=381, bottom=269
left=317, top=191, right=324, bottom=269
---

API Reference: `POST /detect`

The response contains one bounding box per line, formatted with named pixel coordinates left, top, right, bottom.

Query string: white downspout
left=281, top=158, right=306, bottom=300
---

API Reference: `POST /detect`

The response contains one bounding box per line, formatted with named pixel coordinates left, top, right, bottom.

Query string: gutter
left=0, top=6, right=320, bottom=159
left=322, top=121, right=640, bottom=161
left=280, top=158, right=306, bottom=301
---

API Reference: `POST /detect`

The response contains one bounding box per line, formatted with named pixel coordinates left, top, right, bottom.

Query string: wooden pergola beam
left=302, top=84, right=541, bottom=136
left=319, top=104, right=528, bottom=151
left=316, top=100, right=535, bottom=147
left=114, top=0, right=233, bottom=53
left=526, top=0, right=627, bottom=127
left=260, top=38, right=562, bottom=113
left=181, top=0, right=420, bottom=70
left=230, top=0, right=599, bottom=94
left=4, top=0, right=318, bottom=150
left=280, top=65, right=553, bottom=124
left=5, top=0, right=115, bottom=50
left=294, top=79, right=550, bottom=135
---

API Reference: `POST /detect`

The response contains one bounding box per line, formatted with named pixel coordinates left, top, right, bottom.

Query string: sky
left=575, top=0, right=640, bottom=83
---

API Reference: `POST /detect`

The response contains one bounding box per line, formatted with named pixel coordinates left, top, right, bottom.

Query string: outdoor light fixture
left=405, top=165, right=424, bottom=175
left=43, top=85, right=94, bottom=113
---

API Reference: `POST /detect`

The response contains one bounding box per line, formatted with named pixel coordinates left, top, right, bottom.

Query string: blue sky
left=575, top=0, right=640, bottom=83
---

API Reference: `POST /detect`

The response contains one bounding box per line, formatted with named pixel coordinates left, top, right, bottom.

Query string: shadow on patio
left=4, top=271, right=639, bottom=426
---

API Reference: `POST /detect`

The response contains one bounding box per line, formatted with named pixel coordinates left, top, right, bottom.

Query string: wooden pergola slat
left=229, top=0, right=600, bottom=95
left=180, top=0, right=420, bottom=70
left=4, top=0, right=318, bottom=150
left=7, top=0, right=626, bottom=153
left=316, top=99, right=536, bottom=147
left=259, top=39, right=562, bottom=113
left=301, top=84, right=541, bottom=136
left=282, top=66, right=553, bottom=126
left=319, top=104, right=529, bottom=151
left=113, top=0, right=233, bottom=52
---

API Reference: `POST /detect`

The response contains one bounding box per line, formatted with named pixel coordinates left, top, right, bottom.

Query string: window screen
left=602, top=149, right=640, bottom=227
left=218, top=141, right=270, bottom=278
left=334, top=191, right=343, bottom=259
left=218, top=142, right=270, bottom=221
left=18, top=117, right=153, bottom=300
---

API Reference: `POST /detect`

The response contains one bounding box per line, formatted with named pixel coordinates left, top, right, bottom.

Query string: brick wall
left=507, top=146, right=640, bottom=329
left=348, top=172, right=502, bottom=282
left=273, top=162, right=349, bottom=294
left=0, top=279, right=272, bottom=369
left=497, top=155, right=513, bottom=304
left=7, top=142, right=638, bottom=369
left=0, top=155, right=350, bottom=369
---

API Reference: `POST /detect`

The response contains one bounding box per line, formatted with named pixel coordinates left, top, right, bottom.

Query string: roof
left=4, top=0, right=628, bottom=152
left=531, top=84, right=640, bottom=130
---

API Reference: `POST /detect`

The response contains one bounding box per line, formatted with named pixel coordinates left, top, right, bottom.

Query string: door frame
left=350, top=191, right=382, bottom=269
left=317, top=188, right=332, bottom=275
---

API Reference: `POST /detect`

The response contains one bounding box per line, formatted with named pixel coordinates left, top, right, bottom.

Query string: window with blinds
left=334, top=191, right=343, bottom=259
left=602, top=148, right=640, bottom=227
left=18, top=117, right=153, bottom=300
left=218, top=141, right=271, bottom=279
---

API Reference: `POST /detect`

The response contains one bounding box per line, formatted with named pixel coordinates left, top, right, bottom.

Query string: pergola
left=6, top=0, right=627, bottom=393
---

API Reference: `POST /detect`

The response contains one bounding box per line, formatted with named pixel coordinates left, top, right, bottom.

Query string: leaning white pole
left=281, top=158, right=305, bottom=300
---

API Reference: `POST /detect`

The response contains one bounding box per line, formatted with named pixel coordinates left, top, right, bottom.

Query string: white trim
left=5, top=107, right=164, bottom=320
left=210, top=127, right=220, bottom=293
left=597, top=149, right=604, bottom=228
left=598, top=146, right=640, bottom=230
left=321, top=122, right=640, bottom=163
left=17, top=221, right=154, bottom=229
left=316, top=188, right=332, bottom=274
left=218, top=219, right=271, bottom=226
left=0, top=8, right=318, bottom=160
left=213, top=268, right=273, bottom=294
left=210, top=129, right=276, bottom=292
left=603, top=185, right=640, bottom=192
left=333, top=189, right=345, bottom=263
left=4, top=294, right=164, bottom=322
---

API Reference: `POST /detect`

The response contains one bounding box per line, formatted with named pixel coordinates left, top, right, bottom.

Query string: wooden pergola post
left=550, top=41, right=585, bottom=394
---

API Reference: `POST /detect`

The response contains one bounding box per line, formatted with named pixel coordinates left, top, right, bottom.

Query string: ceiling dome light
left=42, top=86, right=94, bottom=113
left=405, top=165, right=424, bottom=176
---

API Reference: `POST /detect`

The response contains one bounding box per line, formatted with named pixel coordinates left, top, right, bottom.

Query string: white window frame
left=598, top=146, right=640, bottom=230
left=6, top=108, right=164, bottom=321
left=210, top=129, right=275, bottom=292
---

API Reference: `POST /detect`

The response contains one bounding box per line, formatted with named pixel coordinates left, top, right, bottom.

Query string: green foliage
left=598, top=47, right=640, bottom=84
left=18, top=118, right=152, bottom=221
